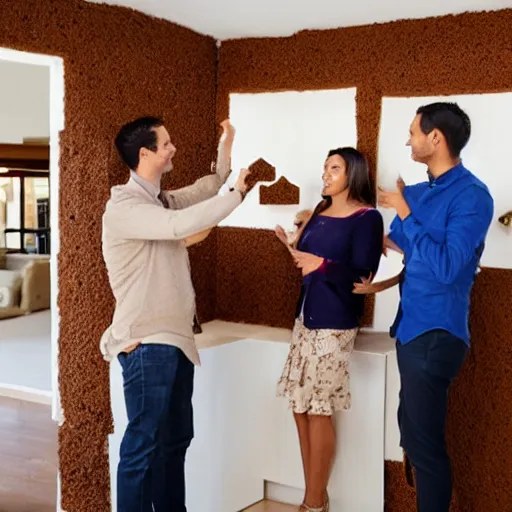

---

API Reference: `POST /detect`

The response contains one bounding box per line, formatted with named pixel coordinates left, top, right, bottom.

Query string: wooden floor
left=0, top=396, right=57, bottom=512
left=0, top=396, right=295, bottom=512
left=244, top=501, right=298, bottom=511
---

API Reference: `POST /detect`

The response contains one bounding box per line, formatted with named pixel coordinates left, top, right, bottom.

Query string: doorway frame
left=0, top=48, right=65, bottom=425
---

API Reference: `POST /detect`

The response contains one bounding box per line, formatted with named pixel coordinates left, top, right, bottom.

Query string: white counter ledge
left=108, top=322, right=400, bottom=512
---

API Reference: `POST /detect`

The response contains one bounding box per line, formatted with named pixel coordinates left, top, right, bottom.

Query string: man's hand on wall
left=233, top=168, right=251, bottom=195
left=220, top=119, right=236, bottom=142
left=378, top=178, right=411, bottom=220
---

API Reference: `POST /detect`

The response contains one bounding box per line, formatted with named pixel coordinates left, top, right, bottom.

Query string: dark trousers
left=396, top=329, right=468, bottom=512
left=117, top=344, right=194, bottom=512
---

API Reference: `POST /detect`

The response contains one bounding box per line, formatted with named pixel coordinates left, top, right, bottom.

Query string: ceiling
left=86, top=0, right=512, bottom=40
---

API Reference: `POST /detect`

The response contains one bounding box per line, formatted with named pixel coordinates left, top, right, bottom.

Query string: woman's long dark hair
left=312, top=146, right=375, bottom=217
left=292, top=147, right=375, bottom=249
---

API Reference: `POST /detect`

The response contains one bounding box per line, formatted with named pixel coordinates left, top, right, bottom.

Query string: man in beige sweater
left=100, top=116, right=248, bottom=512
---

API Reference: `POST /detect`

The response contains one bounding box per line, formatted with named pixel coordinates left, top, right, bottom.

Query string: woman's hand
left=275, top=225, right=291, bottom=248
left=291, top=249, right=324, bottom=276
left=352, top=273, right=376, bottom=294
left=353, top=272, right=401, bottom=294
left=383, top=235, right=403, bottom=256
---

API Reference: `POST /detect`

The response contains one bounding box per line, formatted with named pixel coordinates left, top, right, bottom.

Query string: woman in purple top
left=275, top=147, right=384, bottom=512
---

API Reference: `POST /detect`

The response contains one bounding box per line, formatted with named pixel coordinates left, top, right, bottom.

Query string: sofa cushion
left=20, top=259, right=51, bottom=313
left=5, top=252, right=49, bottom=271
left=0, top=286, right=16, bottom=308
left=0, top=269, right=23, bottom=308
left=0, top=306, right=24, bottom=320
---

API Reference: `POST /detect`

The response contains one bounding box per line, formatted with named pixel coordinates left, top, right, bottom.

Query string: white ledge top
left=196, top=320, right=395, bottom=355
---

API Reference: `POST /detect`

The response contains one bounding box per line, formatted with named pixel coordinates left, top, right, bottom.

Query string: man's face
left=406, top=114, right=436, bottom=164
left=146, top=125, right=176, bottom=174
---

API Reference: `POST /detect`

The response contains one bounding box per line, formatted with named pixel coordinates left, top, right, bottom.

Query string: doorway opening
left=0, top=47, right=64, bottom=512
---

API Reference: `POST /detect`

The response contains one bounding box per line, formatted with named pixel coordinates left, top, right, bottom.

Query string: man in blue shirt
left=378, top=102, right=494, bottom=512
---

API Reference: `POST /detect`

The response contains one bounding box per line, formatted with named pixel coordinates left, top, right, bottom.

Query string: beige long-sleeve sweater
left=99, top=168, right=241, bottom=365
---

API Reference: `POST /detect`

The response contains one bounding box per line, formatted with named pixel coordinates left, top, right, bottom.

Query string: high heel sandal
left=324, top=492, right=330, bottom=512
left=299, top=492, right=329, bottom=512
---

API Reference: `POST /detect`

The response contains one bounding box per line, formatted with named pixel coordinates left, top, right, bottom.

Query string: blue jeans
left=117, top=344, right=194, bottom=512
left=396, top=329, right=468, bottom=512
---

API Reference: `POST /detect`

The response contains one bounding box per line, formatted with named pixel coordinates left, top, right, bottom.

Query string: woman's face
left=322, top=154, right=347, bottom=197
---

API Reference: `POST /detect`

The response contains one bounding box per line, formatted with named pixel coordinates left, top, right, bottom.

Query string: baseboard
left=265, top=481, right=303, bottom=506
left=0, top=383, right=52, bottom=404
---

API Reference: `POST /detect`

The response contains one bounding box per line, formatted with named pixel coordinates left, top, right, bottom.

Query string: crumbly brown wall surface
left=247, top=157, right=276, bottom=192
left=447, top=268, right=512, bottom=512
left=385, top=269, right=512, bottom=511
left=0, top=1, right=218, bottom=510
left=385, top=461, right=461, bottom=511
left=217, top=9, right=512, bottom=172
left=215, top=227, right=376, bottom=329
left=260, top=176, right=300, bottom=205
left=217, top=10, right=512, bottom=511
left=2, top=2, right=511, bottom=510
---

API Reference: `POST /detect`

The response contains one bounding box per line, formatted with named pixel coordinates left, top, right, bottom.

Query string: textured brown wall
left=247, top=157, right=276, bottom=192
left=217, top=10, right=512, bottom=160
left=216, top=228, right=301, bottom=327
left=385, top=270, right=512, bottom=512
left=447, top=268, right=512, bottom=512
left=0, top=1, right=218, bottom=510
left=217, top=9, right=512, bottom=511
left=215, top=227, right=375, bottom=329
left=385, top=461, right=461, bottom=511
left=260, top=177, right=300, bottom=205
left=2, top=2, right=511, bottom=510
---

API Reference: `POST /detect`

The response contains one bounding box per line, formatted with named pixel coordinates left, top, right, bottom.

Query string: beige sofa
left=0, top=250, right=51, bottom=320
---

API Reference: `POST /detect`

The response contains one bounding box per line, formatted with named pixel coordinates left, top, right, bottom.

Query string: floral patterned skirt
left=276, top=317, right=358, bottom=416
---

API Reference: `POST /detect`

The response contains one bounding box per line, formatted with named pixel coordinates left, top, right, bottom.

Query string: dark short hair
left=114, top=116, right=164, bottom=170
left=313, top=146, right=375, bottom=216
left=416, top=102, right=471, bottom=158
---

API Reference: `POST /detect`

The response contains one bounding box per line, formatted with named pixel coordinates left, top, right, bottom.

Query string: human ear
left=139, top=147, right=148, bottom=161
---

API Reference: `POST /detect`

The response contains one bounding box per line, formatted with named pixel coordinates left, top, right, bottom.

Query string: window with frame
left=0, top=170, right=50, bottom=254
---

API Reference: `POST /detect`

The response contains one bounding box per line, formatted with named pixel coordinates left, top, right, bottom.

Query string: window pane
left=0, top=177, right=20, bottom=249
left=0, top=177, right=21, bottom=230
left=5, top=232, right=21, bottom=250
left=24, top=232, right=37, bottom=254
left=0, top=179, right=6, bottom=248
left=25, top=177, right=49, bottom=230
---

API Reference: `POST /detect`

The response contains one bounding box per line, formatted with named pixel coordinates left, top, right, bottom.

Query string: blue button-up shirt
left=388, top=163, right=494, bottom=346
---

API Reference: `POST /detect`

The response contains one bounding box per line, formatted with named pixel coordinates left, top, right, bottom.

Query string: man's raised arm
left=163, top=119, right=235, bottom=209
